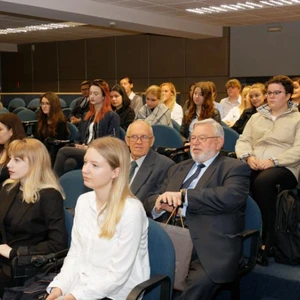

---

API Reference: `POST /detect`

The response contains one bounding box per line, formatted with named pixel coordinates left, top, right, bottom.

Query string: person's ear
left=112, top=167, right=120, bottom=179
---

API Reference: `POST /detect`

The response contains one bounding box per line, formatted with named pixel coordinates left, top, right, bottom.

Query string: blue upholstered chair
left=8, top=97, right=26, bottom=112
left=12, top=106, right=27, bottom=114
left=222, top=126, right=240, bottom=152
left=126, top=218, right=175, bottom=300
left=152, top=124, right=183, bottom=150
left=217, top=196, right=262, bottom=300
left=0, top=107, right=9, bottom=114
left=69, top=97, right=80, bottom=110
left=67, top=122, right=79, bottom=141
left=171, top=119, right=181, bottom=133
left=59, top=169, right=89, bottom=209
left=64, top=208, right=74, bottom=248
left=27, top=98, right=40, bottom=111
left=59, top=98, right=67, bottom=108
left=62, top=107, right=72, bottom=119
left=119, top=127, right=126, bottom=141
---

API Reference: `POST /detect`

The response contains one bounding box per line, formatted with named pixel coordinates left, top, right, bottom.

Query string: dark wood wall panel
left=185, top=37, right=229, bottom=77
left=149, top=35, right=185, bottom=78
left=86, top=37, right=116, bottom=81
left=116, top=35, right=149, bottom=81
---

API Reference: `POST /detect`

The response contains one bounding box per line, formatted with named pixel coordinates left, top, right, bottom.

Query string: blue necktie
left=181, top=163, right=205, bottom=189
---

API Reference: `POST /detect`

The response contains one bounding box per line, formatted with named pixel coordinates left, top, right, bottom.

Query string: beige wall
left=1, top=34, right=230, bottom=104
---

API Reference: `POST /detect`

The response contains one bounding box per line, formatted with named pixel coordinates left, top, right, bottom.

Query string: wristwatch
left=180, top=189, right=187, bottom=203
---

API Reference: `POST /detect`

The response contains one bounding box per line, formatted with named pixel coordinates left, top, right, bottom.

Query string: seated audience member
left=292, top=77, right=300, bottom=111
left=70, top=80, right=91, bottom=125
left=120, top=76, right=143, bottom=114
left=207, top=81, right=225, bottom=119
left=110, top=84, right=135, bottom=130
left=0, top=138, right=67, bottom=297
left=145, top=119, right=250, bottom=300
left=47, top=137, right=150, bottom=300
left=183, top=82, right=195, bottom=115
left=180, top=81, right=221, bottom=140
left=235, top=75, right=300, bottom=259
left=34, top=92, right=69, bottom=166
left=53, top=80, right=120, bottom=177
left=160, top=82, right=183, bottom=126
left=136, top=85, right=173, bottom=127
left=0, top=113, right=26, bottom=186
left=220, top=79, right=242, bottom=118
left=232, top=83, right=266, bottom=134
left=126, top=120, right=175, bottom=204
left=222, top=85, right=252, bottom=127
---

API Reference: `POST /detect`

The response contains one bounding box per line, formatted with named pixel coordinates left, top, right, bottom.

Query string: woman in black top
left=110, top=84, right=135, bottom=131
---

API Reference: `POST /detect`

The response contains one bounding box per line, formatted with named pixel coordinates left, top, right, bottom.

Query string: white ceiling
left=0, top=0, right=300, bottom=45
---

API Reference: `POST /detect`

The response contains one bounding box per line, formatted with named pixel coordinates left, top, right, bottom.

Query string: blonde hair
left=145, top=85, right=162, bottom=102
left=160, top=82, right=177, bottom=111
left=88, top=137, right=135, bottom=239
left=4, top=138, right=64, bottom=204
left=238, top=85, right=252, bottom=114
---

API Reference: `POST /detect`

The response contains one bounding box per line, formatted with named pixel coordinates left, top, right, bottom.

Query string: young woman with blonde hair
left=47, top=137, right=149, bottom=300
left=160, top=82, right=183, bottom=125
left=136, top=85, right=172, bottom=127
left=0, top=138, right=67, bottom=297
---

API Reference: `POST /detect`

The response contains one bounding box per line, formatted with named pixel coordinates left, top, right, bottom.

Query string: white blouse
left=171, top=102, right=183, bottom=126
left=48, top=192, right=150, bottom=300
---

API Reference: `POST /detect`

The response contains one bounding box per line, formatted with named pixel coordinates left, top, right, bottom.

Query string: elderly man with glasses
left=125, top=120, right=175, bottom=204
left=145, top=118, right=251, bottom=300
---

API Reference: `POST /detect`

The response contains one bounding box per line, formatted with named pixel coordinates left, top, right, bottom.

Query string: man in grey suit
left=125, top=120, right=175, bottom=204
left=146, top=119, right=251, bottom=300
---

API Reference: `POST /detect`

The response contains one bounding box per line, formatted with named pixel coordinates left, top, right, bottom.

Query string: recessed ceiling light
left=186, top=0, right=299, bottom=15
left=0, top=22, right=85, bottom=35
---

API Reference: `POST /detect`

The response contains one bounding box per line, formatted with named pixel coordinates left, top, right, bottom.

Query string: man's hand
left=155, top=192, right=182, bottom=213
left=70, top=116, right=81, bottom=124
left=46, top=287, right=62, bottom=300
left=0, top=244, right=12, bottom=258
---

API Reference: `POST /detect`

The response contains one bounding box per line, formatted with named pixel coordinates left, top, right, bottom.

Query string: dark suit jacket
left=0, top=184, right=68, bottom=271
left=130, top=149, right=175, bottom=204
left=145, top=154, right=251, bottom=284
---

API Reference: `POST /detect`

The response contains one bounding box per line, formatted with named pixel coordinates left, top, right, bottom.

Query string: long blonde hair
left=4, top=138, right=64, bottom=203
left=238, top=85, right=252, bottom=114
left=160, top=82, right=177, bottom=111
left=88, top=137, right=134, bottom=239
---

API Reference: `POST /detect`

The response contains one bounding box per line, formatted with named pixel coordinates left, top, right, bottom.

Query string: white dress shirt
left=48, top=192, right=150, bottom=300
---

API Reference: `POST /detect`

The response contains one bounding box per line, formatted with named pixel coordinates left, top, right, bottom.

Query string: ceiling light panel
left=186, top=0, right=300, bottom=15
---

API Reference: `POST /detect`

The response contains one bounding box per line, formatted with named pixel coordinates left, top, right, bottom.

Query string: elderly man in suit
left=146, top=118, right=251, bottom=300
left=125, top=120, right=175, bottom=204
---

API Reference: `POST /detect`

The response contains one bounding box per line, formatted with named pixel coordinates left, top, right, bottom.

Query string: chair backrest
left=152, top=124, right=183, bottom=150
left=119, top=127, right=126, bottom=141
left=59, top=170, right=90, bottom=209
left=143, top=219, right=175, bottom=300
left=244, top=196, right=262, bottom=258
left=64, top=209, right=74, bottom=248
left=67, top=122, right=79, bottom=140
left=69, top=97, right=81, bottom=110
left=59, top=98, right=67, bottom=108
left=62, top=108, right=72, bottom=119
left=27, top=98, right=40, bottom=111
left=171, top=119, right=181, bottom=133
left=0, top=107, right=9, bottom=114
left=12, top=106, right=27, bottom=114
left=17, top=109, right=37, bottom=121
left=222, top=126, right=239, bottom=152
left=8, top=97, right=26, bottom=111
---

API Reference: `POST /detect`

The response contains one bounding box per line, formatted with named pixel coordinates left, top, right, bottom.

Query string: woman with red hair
left=180, top=81, right=221, bottom=139
left=53, top=80, right=120, bottom=177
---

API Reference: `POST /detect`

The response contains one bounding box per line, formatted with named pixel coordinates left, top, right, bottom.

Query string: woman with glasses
left=180, top=81, right=221, bottom=140
left=232, top=83, right=266, bottom=134
left=34, top=92, right=69, bottom=166
left=110, top=84, right=135, bottom=131
left=47, top=137, right=149, bottom=300
left=53, top=80, right=120, bottom=177
left=236, top=75, right=300, bottom=264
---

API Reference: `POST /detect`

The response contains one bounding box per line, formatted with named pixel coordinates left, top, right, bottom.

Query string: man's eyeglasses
left=266, top=90, right=285, bottom=97
left=40, top=102, right=50, bottom=107
left=189, top=135, right=219, bottom=143
left=127, top=135, right=153, bottom=142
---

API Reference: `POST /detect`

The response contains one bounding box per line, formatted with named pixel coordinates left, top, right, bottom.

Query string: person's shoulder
left=217, top=155, right=251, bottom=171
left=38, top=188, right=63, bottom=203
left=220, top=97, right=228, bottom=104
left=124, top=196, right=146, bottom=215
left=147, top=149, right=175, bottom=165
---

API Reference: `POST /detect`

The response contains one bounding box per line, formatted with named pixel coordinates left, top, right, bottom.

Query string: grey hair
left=126, top=119, right=154, bottom=136
left=193, top=118, right=224, bottom=138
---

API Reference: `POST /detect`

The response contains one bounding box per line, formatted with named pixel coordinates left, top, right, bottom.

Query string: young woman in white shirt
left=47, top=137, right=150, bottom=300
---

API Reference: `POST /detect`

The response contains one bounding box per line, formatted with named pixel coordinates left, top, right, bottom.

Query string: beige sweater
left=235, top=103, right=300, bottom=180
